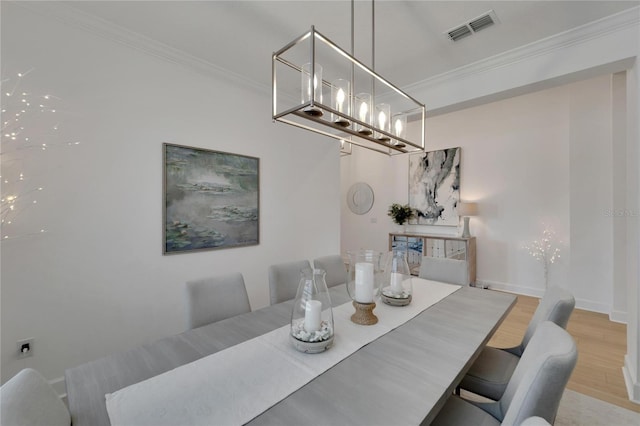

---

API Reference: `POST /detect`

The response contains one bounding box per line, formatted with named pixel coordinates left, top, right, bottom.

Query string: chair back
left=418, top=256, right=468, bottom=286
left=185, top=272, right=251, bottom=329
left=1, top=368, right=70, bottom=426
left=313, top=255, right=347, bottom=288
left=268, top=259, right=312, bottom=304
left=517, top=286, right=575, bottom=355
left=498, top=321, right=577, bottom=425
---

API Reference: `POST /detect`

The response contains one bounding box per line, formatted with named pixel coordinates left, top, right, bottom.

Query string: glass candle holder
left=381, top=250, right=413, bottom=306
left=354, top=93, right=372, bottom=135
left=346, top=250, right=382, bottom=325
left=301, top=63, right=323, bottom=116
left=290, top=268, right=334, bottom=353
left=375, top=103, right=391, bottom=142
left=331, top=79, right=351, bottom=127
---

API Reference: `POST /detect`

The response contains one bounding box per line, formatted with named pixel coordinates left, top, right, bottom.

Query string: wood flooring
left=487, top=291, right=640, bottom=413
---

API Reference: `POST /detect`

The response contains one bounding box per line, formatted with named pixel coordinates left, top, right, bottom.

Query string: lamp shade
left=457, top=202, right=478, bottom=217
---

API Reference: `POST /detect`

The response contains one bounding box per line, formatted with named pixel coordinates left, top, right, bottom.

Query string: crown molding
left=9, top=1, right=271, bottom=95
left=10, top=2, right=639, bottom=100
left=404, top=6, right=640, bottom=94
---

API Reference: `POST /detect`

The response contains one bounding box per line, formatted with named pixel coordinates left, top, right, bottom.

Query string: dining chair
left=418, top=256, right=469, bottom=286
left=185, top=272, right=251, bottom=329
left=458, top=286, right=575, bottom=400
left=1, top=368, right=71, bottom=426
left=268, top=259, right=311, bottom=304
left=431, top=321, right=577, bottom=426
left=313, top=254, right=348, bottom=288
left=520, top=417, right=552, bottom=426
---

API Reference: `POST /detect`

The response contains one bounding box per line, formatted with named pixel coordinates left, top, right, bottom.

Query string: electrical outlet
left=17, top=338, right=34, bottom=358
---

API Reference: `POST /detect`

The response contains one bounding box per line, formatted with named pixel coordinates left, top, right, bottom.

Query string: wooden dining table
left=65, top=283, right=516, bottom=426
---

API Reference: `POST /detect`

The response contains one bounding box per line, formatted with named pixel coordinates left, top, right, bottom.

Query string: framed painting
left=408, top=147, right=460, bottom=226
left=163, top=143, right=259, bottom=254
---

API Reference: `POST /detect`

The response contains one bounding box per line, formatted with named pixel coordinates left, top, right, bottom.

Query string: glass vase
left=381, top=250, right=413, bottom=306
left=290, top=268, right=334, bottom=353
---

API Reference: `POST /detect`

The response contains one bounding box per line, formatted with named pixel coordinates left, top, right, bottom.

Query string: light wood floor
left=488, top=291, right=640, bottom=413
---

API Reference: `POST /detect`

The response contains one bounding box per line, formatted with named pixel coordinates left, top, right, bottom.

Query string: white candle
left=391, top=272, right=403, bottom=294
left=304, top=300, right=322, bottom=332
left=355, top=262, right=374, bottom=303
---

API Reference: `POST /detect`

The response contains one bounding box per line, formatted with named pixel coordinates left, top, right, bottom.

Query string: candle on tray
left=391, top=272, right=403, bottom=295
left=304, top=300, right=322, bottom=332
left=355, top=262, right=374, bottom=303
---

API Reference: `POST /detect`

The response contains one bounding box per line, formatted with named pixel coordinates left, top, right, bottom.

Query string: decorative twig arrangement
left=524, top=226, right=561, bottom=288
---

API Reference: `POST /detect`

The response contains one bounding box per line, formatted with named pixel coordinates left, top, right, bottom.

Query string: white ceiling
left=63, top=0, right=639, bottom=89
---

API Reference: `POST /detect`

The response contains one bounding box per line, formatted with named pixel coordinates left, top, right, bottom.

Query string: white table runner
left=105, top=279, right=460, bottom=426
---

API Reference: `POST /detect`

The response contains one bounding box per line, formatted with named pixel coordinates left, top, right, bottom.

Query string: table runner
left=105, top=279, right=460, bottom=426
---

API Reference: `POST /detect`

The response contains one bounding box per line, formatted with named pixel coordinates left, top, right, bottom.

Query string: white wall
left=569, top=76, right=614, bottom=312
left=623, top=58, right=640, bottom=403
left=0, top=3, right=340, bottom=384
left=342, top=75, right=617, bottom=312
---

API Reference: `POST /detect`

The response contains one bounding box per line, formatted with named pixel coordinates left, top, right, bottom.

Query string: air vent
left=444, top=10, right=499, bottom=42
left=447, top=25, right=472, bottom=42
left=469, top=14, right=495, bottom=32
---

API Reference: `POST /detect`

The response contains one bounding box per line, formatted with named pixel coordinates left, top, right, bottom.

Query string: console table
left=389, top=232, right=476, bottom=285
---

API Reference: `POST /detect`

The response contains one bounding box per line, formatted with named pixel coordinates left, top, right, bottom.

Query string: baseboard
left=610, top=310, right=628, bottom=324
left=475, top=279, right=544, bottom=298
left=476, top=278, right=624, bottom=321
left=622, top=355, right=640, bottom=404
left=476, top=280, right=627, bottom=324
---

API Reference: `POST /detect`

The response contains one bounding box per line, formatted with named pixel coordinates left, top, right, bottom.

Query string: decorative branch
left=524, top=226, right=561, bottom=288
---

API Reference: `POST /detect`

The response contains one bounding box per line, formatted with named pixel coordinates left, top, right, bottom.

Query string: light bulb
left=359, top=101, right=368, bottom=121
left=336, top=88, right=345, bottom=112
left=395, top=119, right=403, bottom=135
left=378, top=110, right=387, bottom=129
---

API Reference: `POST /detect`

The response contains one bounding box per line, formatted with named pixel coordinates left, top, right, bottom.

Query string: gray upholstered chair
left=185, top=272, right=251, bottom=329
left=0, top=368, right=70, bottom=426
left=268, top=259, right=311, bottom=304
left=418, top=256, right=469, bottom=286
left=459, top=286, right=575, bottom=400
left=520, top=417, right=552, bottom=426
left=431, top=321, right=577, bottom=426
left=313, top=255, right=347, bottom=288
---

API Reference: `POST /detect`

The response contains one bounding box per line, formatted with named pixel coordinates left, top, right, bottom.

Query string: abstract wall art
left=163, top=143, right=259, bottom=254
left=408, top=147, right=460, bottom=226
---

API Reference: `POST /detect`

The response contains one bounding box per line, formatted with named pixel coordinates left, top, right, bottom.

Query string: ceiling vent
left=445, top=10, right=499, bottom=42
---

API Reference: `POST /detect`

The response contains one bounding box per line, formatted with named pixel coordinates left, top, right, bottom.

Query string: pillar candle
left=391, top=272, right=403, bottom=294
left=304, top=300, right=322, bottom=332
left=355, top=262, right=374, bottom=303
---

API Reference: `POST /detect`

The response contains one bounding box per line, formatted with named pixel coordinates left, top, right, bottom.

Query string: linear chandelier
left=272, top=1, right=425, bottom=156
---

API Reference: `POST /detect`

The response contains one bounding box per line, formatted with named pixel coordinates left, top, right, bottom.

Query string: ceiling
left=62, top=0, right=639, bottom=90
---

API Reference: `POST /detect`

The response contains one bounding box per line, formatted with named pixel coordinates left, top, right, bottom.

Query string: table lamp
left=458, top=202, right=478, bottom=238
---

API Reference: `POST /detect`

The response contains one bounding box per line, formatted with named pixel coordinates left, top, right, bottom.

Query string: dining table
left=65, top=280, right=516, bottom=426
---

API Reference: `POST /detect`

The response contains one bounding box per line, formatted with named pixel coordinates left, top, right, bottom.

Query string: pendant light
left=272, top=0, right=425, bottom=155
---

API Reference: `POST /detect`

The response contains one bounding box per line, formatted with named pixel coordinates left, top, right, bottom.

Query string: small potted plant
left=387, top=203, right=414, bottom=230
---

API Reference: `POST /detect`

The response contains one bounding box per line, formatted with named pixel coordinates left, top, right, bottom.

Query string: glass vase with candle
left=301, top=63, right=323, bottom=116
left=381, top=250, right=413, bottom=306
left=346, top=250, right=382, bottom=325
left=290, top=268, right=334, bottom=353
